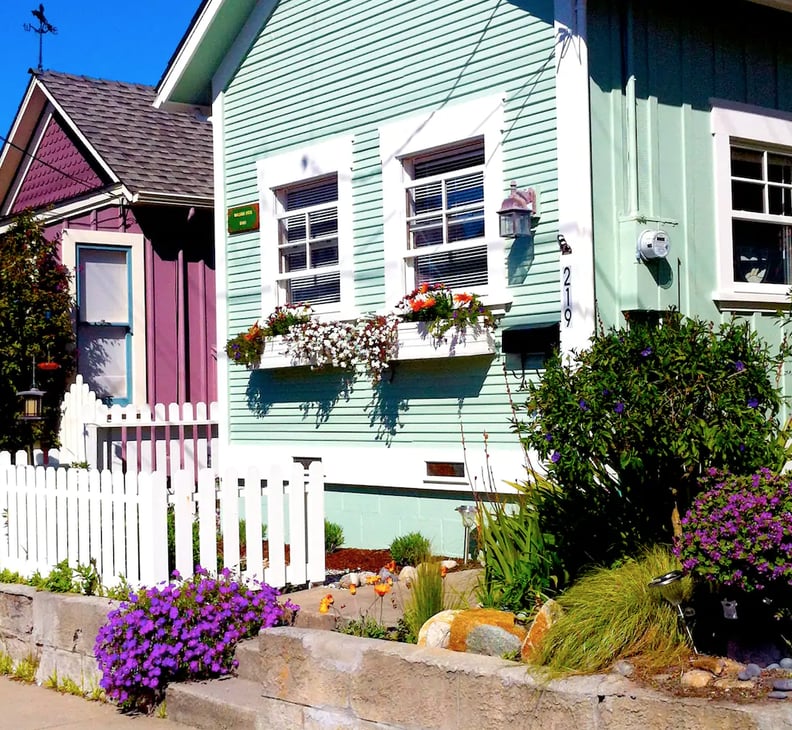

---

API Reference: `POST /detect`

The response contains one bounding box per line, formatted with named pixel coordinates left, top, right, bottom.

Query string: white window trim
left=257, top=137, right=354, bottom=318
left=379, top=94, right=506, bottom=308
left=60, top=228, right=147, bottom=405
left=711, top=99, right=792, bottom=311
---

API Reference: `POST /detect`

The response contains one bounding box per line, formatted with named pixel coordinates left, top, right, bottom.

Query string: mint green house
left=156, top=0, right=792, bottom=554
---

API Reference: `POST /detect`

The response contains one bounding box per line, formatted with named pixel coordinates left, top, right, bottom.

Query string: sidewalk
left=0, top=677, right=196, bottom=729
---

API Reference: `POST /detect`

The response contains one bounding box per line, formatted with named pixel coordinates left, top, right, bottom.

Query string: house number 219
left=562, top=266, right=572, bottom=328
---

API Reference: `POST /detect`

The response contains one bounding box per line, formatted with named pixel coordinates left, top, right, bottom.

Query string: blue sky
left=0, top=1, right=200, bottom=137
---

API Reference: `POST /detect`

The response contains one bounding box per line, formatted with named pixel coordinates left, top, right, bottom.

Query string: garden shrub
left=325, top=520, right=344, bottom=553
left=517, top=310, right=789, bottom=582
left=390, top=532, right=431, bottom=566
left=534, top=546, right=691, bottom=674
left=675, top=468, right=792, bottom=597
left=94, top=567, right=293, bottom=711
left=402, top=561, right=446, bottom=641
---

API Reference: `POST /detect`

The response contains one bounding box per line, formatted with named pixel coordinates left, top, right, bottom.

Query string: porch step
left=234, top=638, right=261, bottom=682
left=165, top=677, right=274, bottom=730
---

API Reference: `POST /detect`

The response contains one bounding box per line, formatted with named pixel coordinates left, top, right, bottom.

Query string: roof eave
left=746, top=0, right=792, bottom=11
left=131, top=191, right=214, bottom=208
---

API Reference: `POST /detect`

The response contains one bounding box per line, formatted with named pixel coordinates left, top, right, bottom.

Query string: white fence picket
left=0, top=452, right=324, bottom=591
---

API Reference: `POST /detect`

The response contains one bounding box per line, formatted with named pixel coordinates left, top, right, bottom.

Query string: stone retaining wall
left=0, top=583, right=116, bottom=689
left=239, top=627, right=792, bottom=730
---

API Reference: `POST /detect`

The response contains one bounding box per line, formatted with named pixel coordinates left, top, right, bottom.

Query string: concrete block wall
left=237, top=627, right=792, bottom=730
left=0, top=584, right=117, bottom=690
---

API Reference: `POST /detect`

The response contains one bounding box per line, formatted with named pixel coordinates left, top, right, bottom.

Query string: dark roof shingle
left=36, top=71, right=213, bottom=201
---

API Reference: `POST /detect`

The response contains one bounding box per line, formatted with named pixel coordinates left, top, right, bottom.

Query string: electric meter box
left=637, top=230, right=671, bottom=261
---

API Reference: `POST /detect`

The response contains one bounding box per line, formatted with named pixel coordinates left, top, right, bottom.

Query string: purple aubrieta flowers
left=674, top=468, right=792, bottom=593
left=94, top=567, right=296, bottom=710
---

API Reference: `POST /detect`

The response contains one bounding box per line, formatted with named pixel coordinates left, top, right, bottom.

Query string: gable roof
left=0, top=70, right=213, bottom=214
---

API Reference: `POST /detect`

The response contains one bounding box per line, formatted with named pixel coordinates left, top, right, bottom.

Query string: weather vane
left=23, top=4, right=57, bottom=73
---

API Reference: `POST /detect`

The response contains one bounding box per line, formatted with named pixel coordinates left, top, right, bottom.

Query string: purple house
left=0, top=71, right=216, bottom=407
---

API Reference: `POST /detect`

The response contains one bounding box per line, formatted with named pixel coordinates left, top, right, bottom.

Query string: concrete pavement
left=0, top=677, right=196, bottom=729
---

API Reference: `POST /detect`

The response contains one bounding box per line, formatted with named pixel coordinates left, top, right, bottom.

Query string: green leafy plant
left=33, top=559, right=76, bottom=593
left=534, top=546, right=692, bottom=674
left=474, top=481, right=559, bottom=615
left=225, top=304, right=313, bottom=367
left=675, top=468, right=792, bottom=596
left=0, top=651, right=14, bottom=676
left=402, top=561, right=446, bottom=641
left=12, top=653, right=39, bottom=683
left=324, top=520, right=344, bottom=553
left=390, top=532, right=432, bottom=567
left=517, top=310, right=790, bottom=583
left=393, top=283, right=496, bottom=338
left=336, top=616, right=389, bottom=639
left=0, top=212, right=75, bottom=452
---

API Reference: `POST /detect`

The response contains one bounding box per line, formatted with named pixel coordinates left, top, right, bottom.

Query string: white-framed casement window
left=712, top=101, right=792, bottom=309
left=61, top=229, right=146, bottom=406
left=258, top=138, right=353, bottom=316
left=380, top=94, right=505, bottom=306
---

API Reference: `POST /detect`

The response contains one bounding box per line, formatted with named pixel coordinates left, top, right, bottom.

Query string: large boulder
left=521, top=598, right=563, bottom=662
left=417, top=609, right=462, bottom=649
left=447, top=608, right=527, bottom=654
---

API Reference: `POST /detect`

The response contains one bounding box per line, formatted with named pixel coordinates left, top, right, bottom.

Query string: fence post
left=306, top=461, right=325, bottom=584
left=219, top=467, right=240, bottom=575
left=243, top=465, right=264, bottom=584
left=286, top=462, right=306, bottom=587
left=173, top=470, right=194, bottom=579
left=197, top=468, right=217, bottom=574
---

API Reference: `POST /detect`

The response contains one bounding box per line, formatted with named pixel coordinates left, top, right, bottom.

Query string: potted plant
left=225, top=304, right=312, bottom=368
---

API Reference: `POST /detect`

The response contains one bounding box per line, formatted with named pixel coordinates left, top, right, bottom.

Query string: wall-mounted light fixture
left=17, top=357, right=45, bottom=421
left=497, top=182, right=539, bottom=238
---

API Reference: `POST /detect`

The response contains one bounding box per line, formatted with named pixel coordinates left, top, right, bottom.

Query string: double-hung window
left=276, top=176, right=340, bottom=305
left=258, top=138, right=352, bottom=315
left=712, top=101, right=792, bottom=308
left=380, top=94, right=505, bottom=306
left=405, top=143, right=487, bottom=289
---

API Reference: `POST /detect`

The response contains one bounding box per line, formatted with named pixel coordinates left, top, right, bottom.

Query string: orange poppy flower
left=440, top=565, right=448, bottom=578
left=386, top=576, right=393, bottom=586
left=373, top=583, right=391, bottom=597
left=366, top=575, right=379, bottom=585
left=349, top=584, right=357, bottom=595
left=325, top=594, right=334, bottom=604
left=419, top=283, right=429, bottom=294
left=319, top=600, right=329, bottom=614
left=386, top=561, right=396, bottom=573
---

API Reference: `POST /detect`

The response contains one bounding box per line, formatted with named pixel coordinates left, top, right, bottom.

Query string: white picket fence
left=0, top=450, right=325, bottom=590
left=58, top=375, right=219, bottom=482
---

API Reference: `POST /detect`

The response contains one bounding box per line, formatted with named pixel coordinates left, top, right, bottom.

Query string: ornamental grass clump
left=534, top=545, right=692, bottom=675
left=94, top=567, right=294, bottom=712
left=675, top=468, right=792, bottom=595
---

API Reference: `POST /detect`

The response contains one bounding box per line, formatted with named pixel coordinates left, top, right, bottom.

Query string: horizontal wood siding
left=588, top=0, right=792, bottom=409
left=222, top=0, right=557, bottom=454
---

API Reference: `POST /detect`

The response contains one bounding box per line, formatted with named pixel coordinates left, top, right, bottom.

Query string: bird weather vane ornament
left=24, top=4, right=57, bottom=73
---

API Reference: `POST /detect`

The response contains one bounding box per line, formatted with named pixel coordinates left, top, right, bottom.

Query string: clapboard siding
left=220, top=0, right=558, bottom=466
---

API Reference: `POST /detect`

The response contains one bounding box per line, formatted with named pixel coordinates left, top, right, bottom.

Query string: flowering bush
left=225, top=304, right=312, bottom=367
left=675, top=468, right=792, bottom=594
left=394, top=283, right=496, bottom=337
left=94, top=568, right=295, bottom=711
left=283, top=314, right=399, bottom=384
left=516, top=310, right=790, bottom=585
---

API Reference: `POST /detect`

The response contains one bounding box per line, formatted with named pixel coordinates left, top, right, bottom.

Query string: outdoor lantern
left=455, top=505, right=478, bottom=564
left=497, top=182, right=538, bottom=238
left=17, top=358, right=45, bottom=421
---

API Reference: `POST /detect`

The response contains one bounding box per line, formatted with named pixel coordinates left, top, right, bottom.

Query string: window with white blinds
left=404, top=141, right=487, bottom=289
left=276, top=176, right=340, bottom=305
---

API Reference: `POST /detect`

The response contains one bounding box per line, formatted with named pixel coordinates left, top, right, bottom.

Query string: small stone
left=348, top=572, right=360, bottom=587
left=417, top=609, right=462, bottom=649
left=772, top=679, right=792, bottom=692
left=613, top=660, right=634, bottom=677
left=681, top=670, right=713, bottom=689
left=745, top=663, right=762, bottom=678
left=781, top=658, right=792, bottom=669
left=466, top=624, right=523, bottom=658
left=399, top=565, right=417, bottom=587
left=439, top=559, right=457, bottom=571
left=767, top=663, right=781, bottom=670
left=713, top=677, right=752, bottom=690
left=768, top=691, right=790, bottom=700
left=737, top=671, right=751, bottom=681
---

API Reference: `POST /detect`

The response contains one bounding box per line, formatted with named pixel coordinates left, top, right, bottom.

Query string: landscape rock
left=745, top=662, right=762, bottom=678
left=680, top=669, right=714, bottom=689
left=772, top=678, right=792, bottom=692
left=465, top=624, right=523, bottom=658
left=448, top=608, right=527, bottom=654
left=781, top=657, right=792, bottom=669
left=398, top=566, right=417, bottom=587
left=612, top=660, right=634, bottom=678
left=417, top=609, right=462, bottom=649
left=690, top=655, right=727, bottom=676
left=768, top=691, right=790, bottom=700
left=521, top=599, right=563, bottom=662
left=439, top=559, right=458, bottom=571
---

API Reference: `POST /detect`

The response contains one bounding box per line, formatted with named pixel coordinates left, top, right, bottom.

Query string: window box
left=393, top=322, right=496, bottom=361
left=254, top=336, right=301, bottom=370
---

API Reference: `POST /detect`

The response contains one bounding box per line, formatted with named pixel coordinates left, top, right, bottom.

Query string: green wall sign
left=227, top=203, right=260, bottom=234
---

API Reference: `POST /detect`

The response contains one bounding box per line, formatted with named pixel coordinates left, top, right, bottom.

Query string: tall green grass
left=534, top=545, right=692, bottom=674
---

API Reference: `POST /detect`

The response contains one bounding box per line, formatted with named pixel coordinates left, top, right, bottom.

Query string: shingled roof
left=36, top=70, right=213, bottom=201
